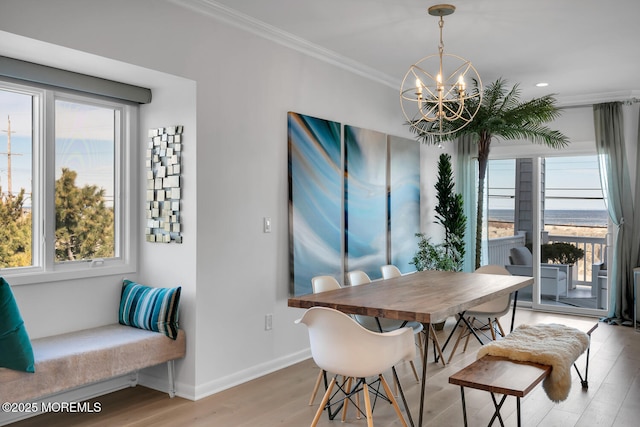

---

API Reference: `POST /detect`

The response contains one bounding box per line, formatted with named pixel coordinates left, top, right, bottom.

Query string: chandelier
left=400, top=4, right=482, bottom=139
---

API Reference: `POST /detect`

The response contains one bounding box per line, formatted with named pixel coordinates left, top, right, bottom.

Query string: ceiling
left=184, top=0, right=640, bottom=106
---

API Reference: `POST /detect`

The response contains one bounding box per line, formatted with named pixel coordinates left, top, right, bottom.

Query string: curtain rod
left=561, top=97, right=640, bottom=109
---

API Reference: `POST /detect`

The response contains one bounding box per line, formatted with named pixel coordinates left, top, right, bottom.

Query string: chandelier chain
left=438, top=16, right=445, bottom=56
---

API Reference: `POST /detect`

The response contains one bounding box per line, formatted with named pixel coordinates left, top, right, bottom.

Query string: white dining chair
left=449, top=265, right=513, bottom=362
left=347, top=270, right=371, bottom=286
left=307, top=276, right=353, bottom=410
left=348, top=270, right=423, bottom=381
left=311, top=275, right=341, bottom=293
left=296, top=307, right=413, bottom=427
left=380, top=264, right=402, bottom=279
left=380, top=265, right=446, bottom=368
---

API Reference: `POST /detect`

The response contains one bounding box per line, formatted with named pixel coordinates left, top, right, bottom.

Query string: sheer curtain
left=593, top=102, right=636, bottom=323
left=456, top=135, right=484, bottom=272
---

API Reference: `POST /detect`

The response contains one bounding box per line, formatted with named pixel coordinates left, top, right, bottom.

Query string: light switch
left=263, top=217, right=272, bottom=233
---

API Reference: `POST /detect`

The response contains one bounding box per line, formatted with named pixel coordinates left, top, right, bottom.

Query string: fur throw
left=477, top=323, right=589, bottom=402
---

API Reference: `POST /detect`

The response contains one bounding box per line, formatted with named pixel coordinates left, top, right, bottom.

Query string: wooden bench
left=449, top=317, right=598, bottom=426
left=0, top=324, right=186, bottom=410
left=449, top=355, right=551, bottom=427
left=535, top=316, right=598, bottom=389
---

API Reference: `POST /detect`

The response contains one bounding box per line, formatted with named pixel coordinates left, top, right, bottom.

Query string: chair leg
left=340, top=376, right=362, bottom=421
left=311, top=377, right=336, bottom=427
left=448, top=323, right=467, bottom=363
left=393, top=372, right=398, bottom=396
left=392, top=359, right=418, bottom=396
left=489, top=318, right=497, bottom=341
left=409, top=361, right=420, bottom=382
left=495, top=318, right=506, bottom=338
left=308, top=369, right=324, bottom=405
left=380, top=374, right=409, bottom=427
left=342, top=377, right=353, bottom=422
left=363, top=381, right=374, bottom=427
left=462, top=317, right=476, bottom=352
left=429, top=324, right=446, bottom=367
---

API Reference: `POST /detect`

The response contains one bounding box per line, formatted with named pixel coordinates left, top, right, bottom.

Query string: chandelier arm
left=418, top=102, right=440, bottom=122
left=440, top=98, right=465, bottom=121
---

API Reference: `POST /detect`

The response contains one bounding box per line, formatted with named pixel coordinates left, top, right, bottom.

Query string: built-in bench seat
left=0, top=324, right=186, bottom=403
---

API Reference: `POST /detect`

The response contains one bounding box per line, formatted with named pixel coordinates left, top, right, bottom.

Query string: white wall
left=490, top=105, right=598, bottom=159
left=0, top=0, right=444, bottom=400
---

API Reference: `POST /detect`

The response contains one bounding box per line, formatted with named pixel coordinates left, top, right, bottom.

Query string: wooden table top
left=288, top=270, right=533, bottom=323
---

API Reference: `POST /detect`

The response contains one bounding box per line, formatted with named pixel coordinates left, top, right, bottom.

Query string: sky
left=0, top=89, right=31, bottom=196
left=487, top=156, right=606, bottom=211
left=0, top=88, right=114, bottom=204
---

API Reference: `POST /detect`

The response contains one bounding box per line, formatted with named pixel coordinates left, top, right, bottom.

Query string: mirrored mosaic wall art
left=146, top=126, right=183, bottom=243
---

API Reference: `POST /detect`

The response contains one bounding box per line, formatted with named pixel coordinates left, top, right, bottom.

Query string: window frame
left=0, top=79, right=137, bottom=285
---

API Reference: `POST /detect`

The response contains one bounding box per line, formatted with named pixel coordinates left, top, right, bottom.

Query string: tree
left=55, top=168, right=114, bottom=261
left=434, top=153, right=466, bottom=267
left=410, top=78, right=569, bottom=268
left=0, top=188, right=31, bottom=267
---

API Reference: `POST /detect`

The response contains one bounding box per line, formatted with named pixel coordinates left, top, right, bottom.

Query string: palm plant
left=410, top=78, right=569, bottom=269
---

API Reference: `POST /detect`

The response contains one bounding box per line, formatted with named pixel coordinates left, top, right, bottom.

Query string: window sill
left=2, top=263, right=136, bottom=286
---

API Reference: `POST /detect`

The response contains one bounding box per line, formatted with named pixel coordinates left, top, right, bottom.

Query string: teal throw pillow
left=118, top=279, right=181, bottom=339
left=0, top=277, right=35, bottom=372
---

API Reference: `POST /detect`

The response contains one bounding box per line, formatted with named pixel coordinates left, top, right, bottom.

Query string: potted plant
left=410, top=233, right=460, bottom=331
left=410, top=233, right=462, bottom=273
left=541, top=242, right=584, bottom=265
left=434, top=153, right=466, bottom=268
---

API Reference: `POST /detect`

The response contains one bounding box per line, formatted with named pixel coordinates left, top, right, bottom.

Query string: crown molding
left=557, top=90, right=640, bottom=108
left=169, top=0, right=399, bottom=90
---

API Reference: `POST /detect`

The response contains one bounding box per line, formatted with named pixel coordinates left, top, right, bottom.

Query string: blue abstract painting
left=344, top=126, right=388, bottom=280
left=288, top=112, right=421, bottom=295
left=288, top=112, right=342, bottom=296
left=388, top=135, right=421, bottom=273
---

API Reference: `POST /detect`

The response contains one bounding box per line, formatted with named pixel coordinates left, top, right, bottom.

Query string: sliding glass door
left=487, top=155, right=609, bottom=316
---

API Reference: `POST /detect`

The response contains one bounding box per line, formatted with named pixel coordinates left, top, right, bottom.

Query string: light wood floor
left=12, top=309, right=640, bottom=427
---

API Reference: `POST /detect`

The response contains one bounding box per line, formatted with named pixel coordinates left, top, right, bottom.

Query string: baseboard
left=138, top=370, right=188, bottom=399
left=0, top=373, right=137, bottom=426
left=193, top=348, right=311, bottom=401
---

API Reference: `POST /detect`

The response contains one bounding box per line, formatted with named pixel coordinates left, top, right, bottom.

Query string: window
left=55, top=99, right=116, bottom=262
left=0, top=80, right=136, bottom=283
left=487, top=159, right=516, bottom=239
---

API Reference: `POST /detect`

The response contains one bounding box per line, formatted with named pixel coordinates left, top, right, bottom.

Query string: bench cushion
left=0, top=324, right=186, bottom=402
left=0, top=277, right=35, bottom=373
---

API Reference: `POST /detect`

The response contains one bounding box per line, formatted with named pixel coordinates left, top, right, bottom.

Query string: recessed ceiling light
left=536, top=82, right=549, bottom=87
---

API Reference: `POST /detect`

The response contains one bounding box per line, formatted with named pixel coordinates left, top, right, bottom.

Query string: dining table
left=288, top=269, right=534, bottom=427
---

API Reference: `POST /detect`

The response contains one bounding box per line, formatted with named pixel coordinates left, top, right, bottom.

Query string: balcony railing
left=546, top=234, right=607, bottom=285
left=487, top=233, right=607, bottom=286
left=487, top=231, right=526, bottom=267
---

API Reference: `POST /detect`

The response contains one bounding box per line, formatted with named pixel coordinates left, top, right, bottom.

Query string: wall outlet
left=265, top=313, right=273, bottom=331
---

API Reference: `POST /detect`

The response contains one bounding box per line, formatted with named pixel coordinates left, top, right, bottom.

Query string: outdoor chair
left=505, top=246, right=568, bottom=301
